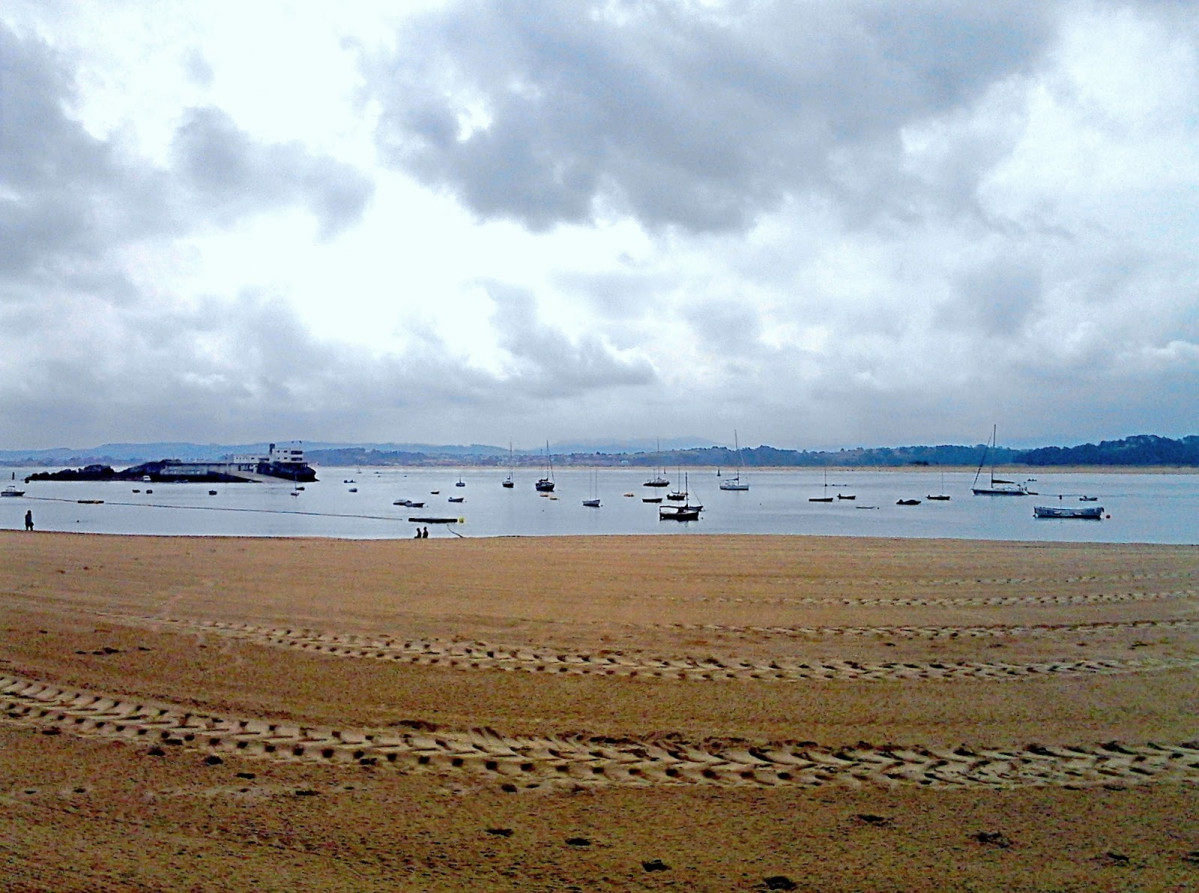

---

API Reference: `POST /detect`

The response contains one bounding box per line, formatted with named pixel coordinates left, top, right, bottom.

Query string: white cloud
left=1, top=1, right=1197, bottom=451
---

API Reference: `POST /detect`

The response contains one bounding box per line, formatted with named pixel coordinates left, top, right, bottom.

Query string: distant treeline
left=307, top=434, right=1199, bottom=469
left=1015, top=434, right=1199, bottom=467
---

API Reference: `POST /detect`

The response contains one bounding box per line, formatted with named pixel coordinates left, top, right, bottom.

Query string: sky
left=1, top=0, right=1196, bottom=452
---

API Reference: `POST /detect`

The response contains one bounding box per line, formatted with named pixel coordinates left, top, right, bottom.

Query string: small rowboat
left=1034, top=505, right=1104, bottom=519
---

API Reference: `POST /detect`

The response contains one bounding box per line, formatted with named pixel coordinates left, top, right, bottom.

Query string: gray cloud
left=488, top=283, right=657, bottom=396
left=0, top=22, right=373, bottom=292
left=368, top=0, right=1052, bottom=233
left=2, top=4, right=1197, bottom=453
left=170, top=106, right=374, bottom=239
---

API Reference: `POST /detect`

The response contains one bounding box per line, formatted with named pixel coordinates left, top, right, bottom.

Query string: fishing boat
left=535, top=441, right=556, bottom=492
left=1034, top=504, right=1104, bottom=519
left=719, top=430, right=750, bottom=491
left=972, top=426, right=1028, bottom=496
left=1, top=484, right=25, bottom=497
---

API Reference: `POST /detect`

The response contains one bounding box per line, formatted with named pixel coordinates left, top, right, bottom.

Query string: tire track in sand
left=652, top=588, right=1198, bottom=609
left=667, top=618, right=1199, bottom=641
left=105, top=616, right=1199, bottom=683
left=4, top=673, right=1198, bottom=791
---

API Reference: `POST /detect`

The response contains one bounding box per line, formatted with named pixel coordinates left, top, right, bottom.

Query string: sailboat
left=660, top=473, right=701, bottom=520
left=502, top=442, right=515, bottom=488
left=972, top=426, right=1028, bottom=496
left=643, top=438, right=669, bottom=487
left=535, top=442, right=556, bottom=492
left=719, top=430, right=750, bottom=491
left=927, top=467, right=951, bottom=501
left=809, top=468, right=834, bottom=502
left=582, top=470, right=601, bottom=508
left=667, top=467, right=687, bottom=501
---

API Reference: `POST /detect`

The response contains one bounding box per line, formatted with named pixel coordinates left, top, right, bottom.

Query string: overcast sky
left=1, top=0, right=1196, bottom=452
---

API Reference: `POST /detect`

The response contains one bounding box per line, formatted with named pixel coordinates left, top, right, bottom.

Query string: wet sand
left=1, top=532, right=1197, bottom=891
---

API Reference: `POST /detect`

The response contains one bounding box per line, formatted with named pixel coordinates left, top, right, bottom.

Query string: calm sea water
left=4, top=466, right=1198, bottom=544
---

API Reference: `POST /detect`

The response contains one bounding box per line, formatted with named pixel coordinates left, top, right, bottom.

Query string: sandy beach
left=1, top=531, right=1196, bottom=891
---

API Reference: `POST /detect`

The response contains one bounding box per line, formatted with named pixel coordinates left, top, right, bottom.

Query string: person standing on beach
left=24, top=509, right=33, bottom=531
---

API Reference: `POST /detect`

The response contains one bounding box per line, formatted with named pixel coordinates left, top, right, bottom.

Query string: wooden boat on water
left=1034, top=504, right=1104, bottom=519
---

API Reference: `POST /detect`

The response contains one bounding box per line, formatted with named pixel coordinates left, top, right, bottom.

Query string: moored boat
left=535, top=441, right=556, bottom=492
left=972, top=426, right=1029, bottom=496
left=719, top=430, right=750, bottom=491
left=1034, top=505, right=1104, bottom=519
left=659, top=505, right=700, bottom=521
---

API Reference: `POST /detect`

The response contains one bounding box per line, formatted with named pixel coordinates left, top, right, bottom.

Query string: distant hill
left=1016, top=434, right=1199, bottom=466
left=2, top=434, right=1195, bottom=469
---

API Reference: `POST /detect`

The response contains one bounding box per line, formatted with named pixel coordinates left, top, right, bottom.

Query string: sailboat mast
left=972, top=425, right=994, bottom=488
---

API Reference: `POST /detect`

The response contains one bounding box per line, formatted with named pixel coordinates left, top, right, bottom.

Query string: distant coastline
left=3, top=433, right=1196, bottom=471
